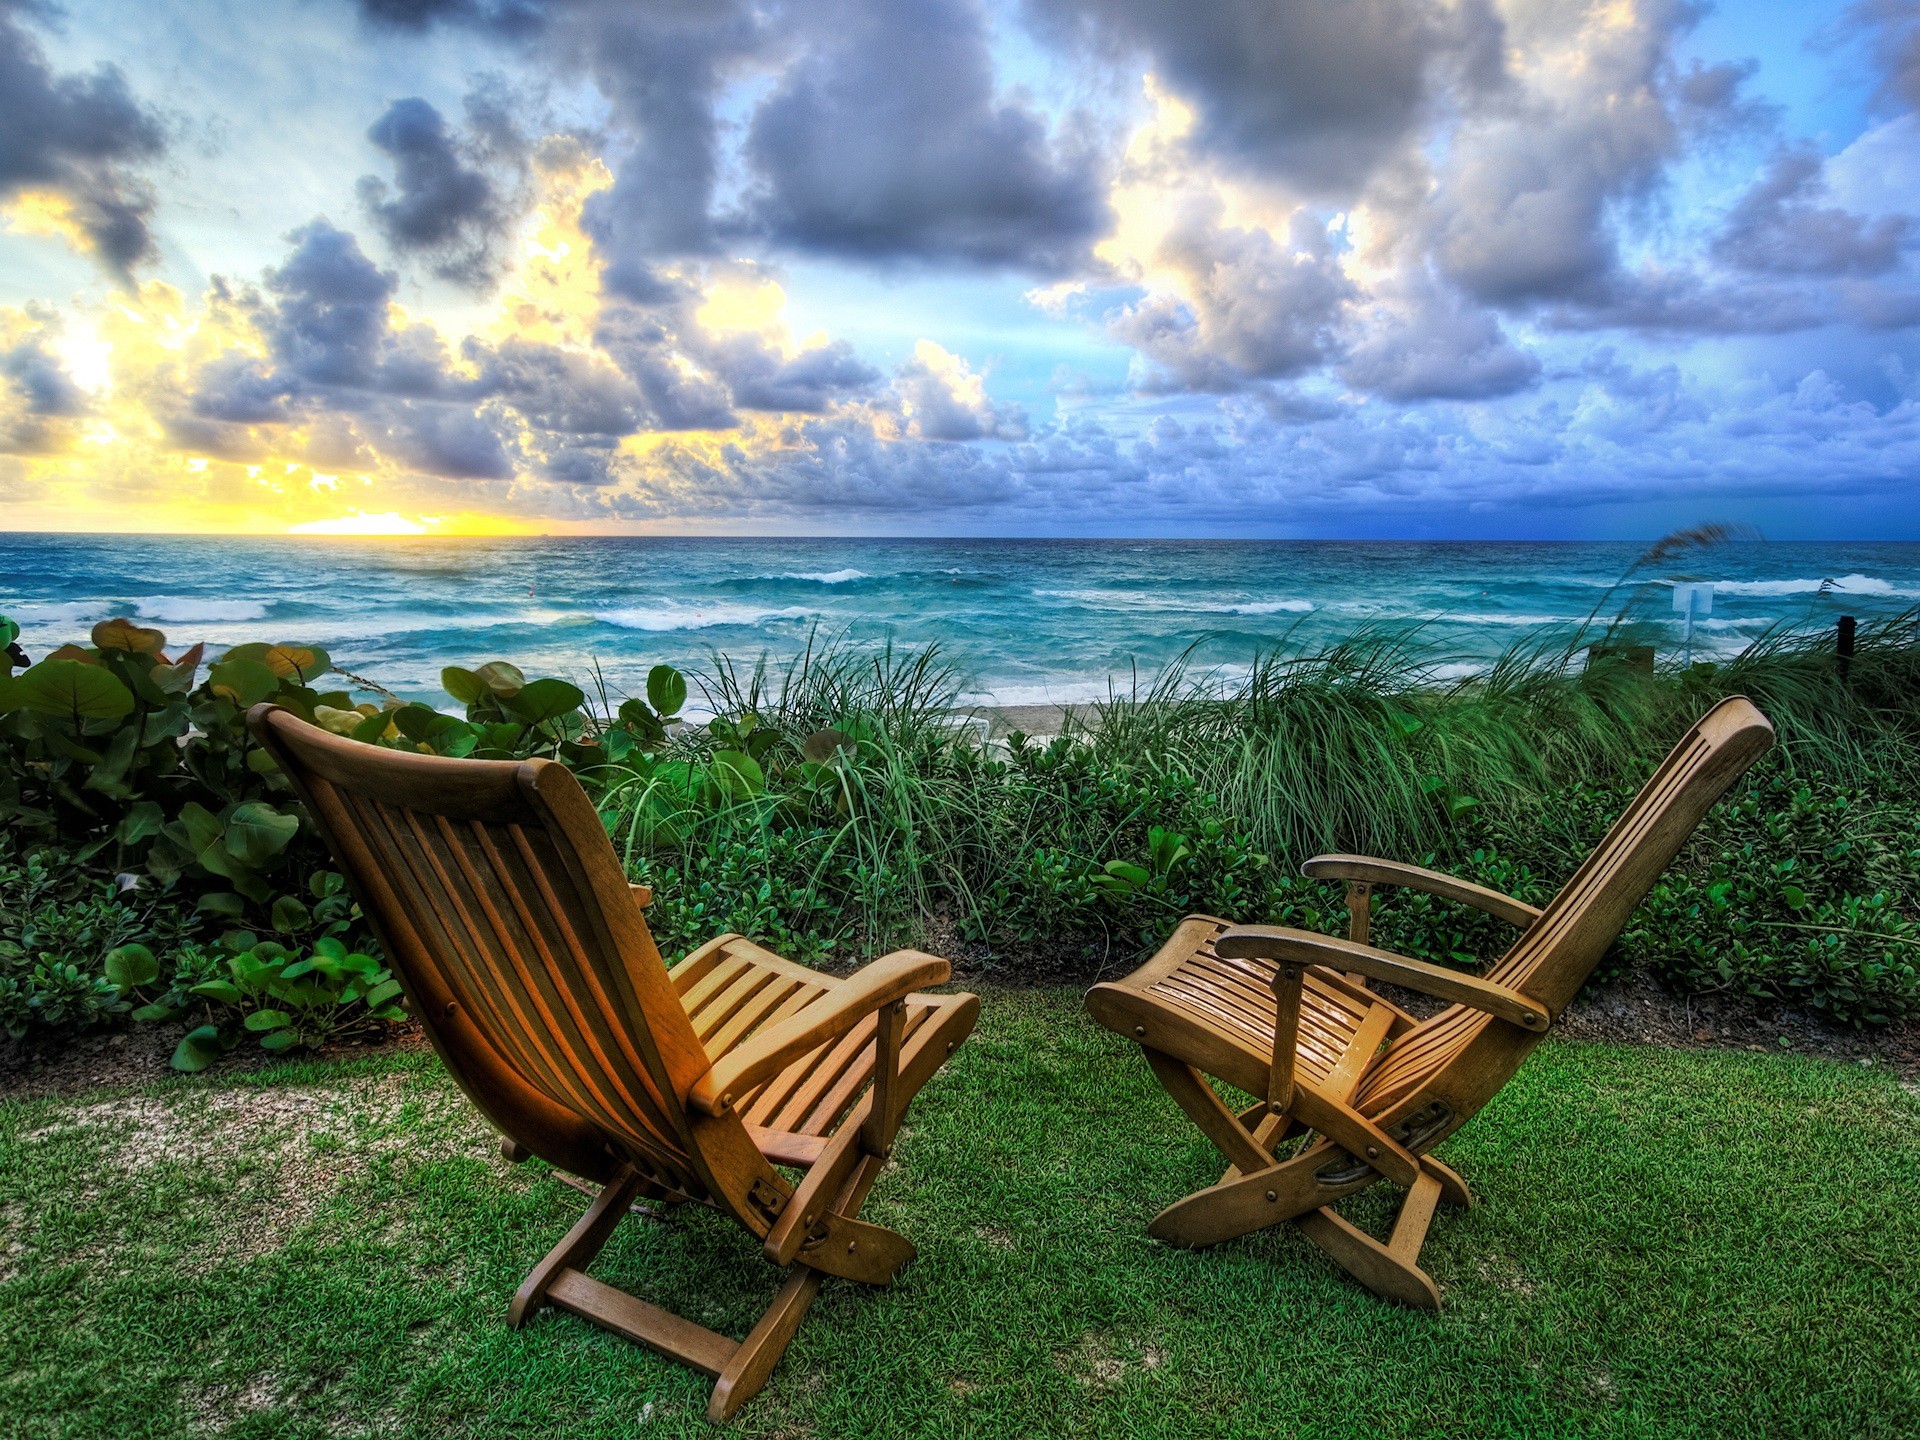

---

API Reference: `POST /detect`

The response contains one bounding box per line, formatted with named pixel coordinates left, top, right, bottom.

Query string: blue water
left=4, top=536, right=1917, bottom=709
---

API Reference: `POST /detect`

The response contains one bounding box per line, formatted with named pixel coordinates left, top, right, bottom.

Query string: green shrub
left=3, top=607, right=1918, bottom=1045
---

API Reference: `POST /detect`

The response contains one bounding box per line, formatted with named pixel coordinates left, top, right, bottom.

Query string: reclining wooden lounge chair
left=249, top=705, right=980, bottom=1420
left=1086, top=696, right=1772, bottom=1310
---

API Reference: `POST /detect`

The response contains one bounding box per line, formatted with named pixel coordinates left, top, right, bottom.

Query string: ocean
left=4, top=535, right=1917, bottom=710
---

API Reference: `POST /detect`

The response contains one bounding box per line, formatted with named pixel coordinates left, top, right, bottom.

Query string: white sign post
left=1672, top=583, right=1714, bottom=667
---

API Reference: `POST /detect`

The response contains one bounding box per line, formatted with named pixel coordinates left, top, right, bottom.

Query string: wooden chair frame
left=1086, top=697, right=1774, bottom=1309
left=248, top=705, right=979, bottom=1419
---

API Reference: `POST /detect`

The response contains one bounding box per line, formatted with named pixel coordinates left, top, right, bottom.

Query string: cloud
left=567, top=2, right=763, bottom=287
left=357, top=91, right=530, bottom=289
left=704, top=333, right=878, bottom=413
left=1854, top=0, right=1920, bottom=113
left=744, top=0, right=1108, bottom=272
left=893, top=340, right=1028, bottom=440
left=1340, top=268, right=1540, bottom=402
left=261, top=220, right=463, bottom=396
left=1027, top=0, right=1504, bottom=194
left=1110, top=200, right=1353, bottom=391
left=352, top=0, right=547, bottom=38
left=0, top=315, right=90, bottom=455
left=1715, top=146, right=1911, bottom=276
left=0, top=0, right=166, bottom=281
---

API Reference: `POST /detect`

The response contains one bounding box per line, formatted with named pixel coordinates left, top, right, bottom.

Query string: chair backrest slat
left=249, top=705, right=713, bottom=1196
left=1356, top=696, right=1773, bottom=1119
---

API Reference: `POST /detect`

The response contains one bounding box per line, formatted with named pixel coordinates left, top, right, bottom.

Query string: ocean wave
left=134, top=596, right=270, bottom=623
left=594, top=602, right=812, bottom=632
left=1036, top=588, right=1314, bottom=615
left=9, top=600, right=110, bottom=625
left=1709, top=573, right=1918, bottom=598
left=782, top=569, right=869, bottom=584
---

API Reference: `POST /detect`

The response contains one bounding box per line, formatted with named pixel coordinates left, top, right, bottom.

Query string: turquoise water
left=4, top=535, right=1917, bottom=708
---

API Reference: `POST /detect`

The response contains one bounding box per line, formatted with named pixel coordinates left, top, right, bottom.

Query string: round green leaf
left=269, top=895, right=311, bottom=933
left=13, top=658, right=135, bottom=721
left=258, top=1029, right=300, bottom=1052
left=189, top=979, right=243, bottom=1006
left=244, top=1008, right=291, bottom=1032
left=647, top=664, right=688, bottom=717
left=103, top=943, right=159, bottom=990
left=472, top=661, right=525, bottom=697
left=208, top=657, right=281, bottom=707
left=441, top=665, right=485, bottom=703
left=712, top=750, right=765, bottom=798
left=506, top=677, right=586, bottom=725
left=171, top=1025, right=222, bottom=1072
left=224, top=802, right=300, bottom=866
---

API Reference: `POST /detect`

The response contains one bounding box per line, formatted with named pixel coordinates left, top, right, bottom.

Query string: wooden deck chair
left=248, top=705, right=980, bottom=1420
left=1085, top=696, right=1773, bottom=1309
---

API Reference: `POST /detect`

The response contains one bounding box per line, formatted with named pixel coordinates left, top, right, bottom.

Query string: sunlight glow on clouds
left=2, top=0, right=1920, bottom=537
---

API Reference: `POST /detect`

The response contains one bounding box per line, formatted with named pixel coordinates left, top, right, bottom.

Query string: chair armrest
left=688, top=949, right=951, bottom=1115
left=1302, top=854, right=1541, bottom=929
left=1214, top=925, right=1549, bottom=1031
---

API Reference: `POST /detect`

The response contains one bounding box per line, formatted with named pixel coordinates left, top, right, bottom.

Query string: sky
left=3, top=0, right=1920, bottom=539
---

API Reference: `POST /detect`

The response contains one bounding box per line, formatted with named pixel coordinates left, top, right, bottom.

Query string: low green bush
left=3, top=603, right=1917, bottom=1059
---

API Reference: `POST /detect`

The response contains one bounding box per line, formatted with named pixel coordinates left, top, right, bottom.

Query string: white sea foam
left=10, top=601, right=110, bottom=624
left=782, top=569, right=869, bottom=584
left=594, top=602, right=812, bottom=632
left=1711, top=573, right=1917, bottom=598
left=1213, top=599, right=1315, bottom=615
left=134, top=597, right=270, bottom=622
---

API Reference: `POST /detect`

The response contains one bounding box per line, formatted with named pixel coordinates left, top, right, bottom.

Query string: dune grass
left=2, top=988, right=1916, bottom=1439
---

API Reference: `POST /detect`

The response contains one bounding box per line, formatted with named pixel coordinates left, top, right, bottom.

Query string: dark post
left=1837, top=615, right=1856, bottom=683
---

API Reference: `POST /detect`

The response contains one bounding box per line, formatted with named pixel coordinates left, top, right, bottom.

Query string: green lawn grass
left=2, top=988, right=1916, bottom=1439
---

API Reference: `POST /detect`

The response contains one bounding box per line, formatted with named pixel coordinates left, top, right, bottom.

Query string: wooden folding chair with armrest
left=248, top=704, right=980, bottom=1420
left=1085, top=696, right=1773, bottom=1309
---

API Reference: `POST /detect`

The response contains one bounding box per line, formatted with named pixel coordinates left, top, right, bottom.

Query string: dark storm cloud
left=262, top=220, right=463, bottom=396
left=0, top=0, right=165, bottom=281
left=188, top=352, right=292, bottom=425
left=1025, top=0, right=1504, bottom=194
left=468, top=335, right=648, bottom=435
left=706, top=334, right=878, bottom=413
left=568, top=2, right=763, bottom=290
left=743, top=0, right=1108, bottom=273
left=353, top=0, right=757, bottom=285
left=357, top=94, right=528, bottom=289
left=372, top=401, right=515, bottom=478
left=1715, top=147, right=1911, bottom=276
left=353, top=0, right=548, bottom=37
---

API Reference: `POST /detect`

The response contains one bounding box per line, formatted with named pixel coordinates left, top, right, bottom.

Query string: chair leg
left=1294, top=1168, right=1444, bottom=1310
left=1420, top=1154, right=1474, bottom=1208
left=1150, top=1142, right=1368, bottom=1247
left=1142, top=1048, right=1275, bottom=1176
left=708, top=1268, right=825, bottom=1422
left=710, top=1111, right=898, bottom=1419
left=510, top=1165, right=649, bottom=1326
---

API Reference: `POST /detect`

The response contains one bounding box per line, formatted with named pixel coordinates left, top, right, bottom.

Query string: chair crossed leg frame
left=504, top=998, right=957, bottom=1422
left=1139, top=960, right=1472, bottom=1311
